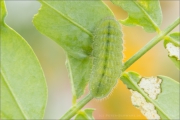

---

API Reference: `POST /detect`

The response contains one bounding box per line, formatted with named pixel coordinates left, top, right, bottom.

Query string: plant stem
left=60, top=17, right=180, bottom=120
left=60, top=93, right=94, bottom=120
left=122, top=17, right=180, bottom=71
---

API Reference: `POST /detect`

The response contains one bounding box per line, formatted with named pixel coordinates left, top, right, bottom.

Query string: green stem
left=60, top=17, right=180, bottom=120
left=122, top=17, right=180, bottom=71
left=60, top=93, right=94, bottom=120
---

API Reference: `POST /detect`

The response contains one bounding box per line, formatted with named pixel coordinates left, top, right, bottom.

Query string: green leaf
left=66, top=55, right=92, bottom=99
left=33, top=1, right=114, bottom=98
left=120, top=71, right=179, bottom=119
left=111, top=0, right=162, bottom=32
left=164, top=32, right=180, bottom=69
left=75, top=109, right=95, bottom=120
left=1, top=1, right=47, bottom=119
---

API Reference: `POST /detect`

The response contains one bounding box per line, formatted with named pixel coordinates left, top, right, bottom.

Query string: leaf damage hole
left=130, top=90, right=160, bottom=120
left=166, top=43, right=180, bottom=60
left=138, top=77, right=162, bottom=100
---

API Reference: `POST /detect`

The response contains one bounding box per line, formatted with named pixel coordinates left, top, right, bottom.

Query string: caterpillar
left=89, top=17, right=123, bottom=99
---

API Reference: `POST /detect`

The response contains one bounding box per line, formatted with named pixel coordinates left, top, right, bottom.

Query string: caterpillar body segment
left=90, top=17, right=123, bottom=99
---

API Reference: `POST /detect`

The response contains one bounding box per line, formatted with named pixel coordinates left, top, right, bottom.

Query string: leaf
left=111, top=0, right=162, bottom=32
left=1, top=1, right=47, bottom=119
left=120, top=71, right=179, bottom=119
left=75, top=108, right=95, bottom=120
left=66, top=55, right=92, bottom=98
left=164, top=32, right=180, bottom=69
left=33, top=1, right=114, bottom=98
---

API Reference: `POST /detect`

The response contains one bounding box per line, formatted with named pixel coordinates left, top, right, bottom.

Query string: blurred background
left=5, top=1, right=179, bottom=119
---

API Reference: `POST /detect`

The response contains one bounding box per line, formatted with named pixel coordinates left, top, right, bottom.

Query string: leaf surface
left=111, top=0, right=162, bottom=32
left=33, top=0, right=114, bottom=98
left=1, top=1, right=47, bottom=119
left=120, top=72, right=179, bottom=119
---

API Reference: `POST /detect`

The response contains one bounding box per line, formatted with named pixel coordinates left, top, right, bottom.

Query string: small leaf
left=120, top=71, right=179, bottom=119
left=75, top=108, right=95, bottom=120
left=111, top=0, right=162, bottom=32
left=164, top=32, right=180, bottom=69
left=33, top=1, right=114, bottom=98
left=1, top=1, right=47, bottom=119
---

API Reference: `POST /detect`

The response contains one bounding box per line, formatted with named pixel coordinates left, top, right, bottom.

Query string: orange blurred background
left=5, top=1, right=179, bottom=119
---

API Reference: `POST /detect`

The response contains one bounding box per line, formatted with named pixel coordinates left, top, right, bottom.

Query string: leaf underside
left=33, top=0, right=114, bottom=98
left=1, top=1, right=47, bottom=119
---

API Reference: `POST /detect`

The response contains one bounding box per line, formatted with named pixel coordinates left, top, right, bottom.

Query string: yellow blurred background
left=5, top=1, right=179, bottom=119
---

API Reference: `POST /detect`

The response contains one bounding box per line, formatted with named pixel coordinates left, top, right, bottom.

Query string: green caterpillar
left=89, top=17, right=123, bottom=99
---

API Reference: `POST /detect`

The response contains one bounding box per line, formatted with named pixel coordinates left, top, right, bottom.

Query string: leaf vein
left=1, top=70, right=28, bottom=119
left=41, top=1, right=93, bottom=37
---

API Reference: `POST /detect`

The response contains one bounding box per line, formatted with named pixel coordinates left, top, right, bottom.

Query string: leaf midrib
left=41, top=1, right=93, bottom=37
left=1, top=69, right=28, bottom=119
left=126, top=75, right=169, bottom=119
left=66, top=57, right=76, bottom=98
